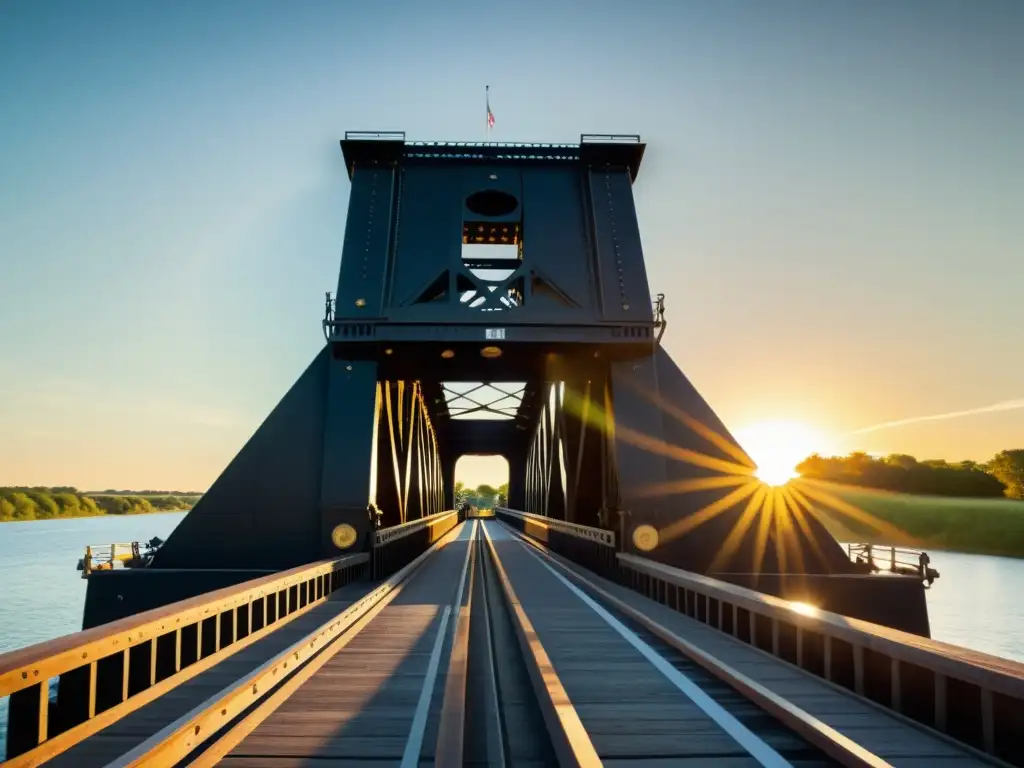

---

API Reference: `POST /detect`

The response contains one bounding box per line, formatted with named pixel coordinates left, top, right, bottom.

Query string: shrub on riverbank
left=807, top=479, right=1024, bottom=558
left=0, top=487, right=199, bottom=522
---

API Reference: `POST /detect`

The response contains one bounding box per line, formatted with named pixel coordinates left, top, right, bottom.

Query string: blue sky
left=1, top=0, right=1022, bottom=490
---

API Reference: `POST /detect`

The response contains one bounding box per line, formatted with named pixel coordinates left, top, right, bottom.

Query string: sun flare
left=733, top=420, right=826, bottom=486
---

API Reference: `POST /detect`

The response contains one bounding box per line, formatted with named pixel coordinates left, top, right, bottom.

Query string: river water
left=0, top=514, right=1022, bottom=745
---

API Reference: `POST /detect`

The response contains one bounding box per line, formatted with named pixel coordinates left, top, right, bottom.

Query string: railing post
left=934, top=673, right=948, bottom=731
left=6, top=683, right=48, bottom=759
left=891, top=658, right=901, bottom=712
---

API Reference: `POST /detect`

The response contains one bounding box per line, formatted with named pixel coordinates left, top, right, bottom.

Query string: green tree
left=988, top=450, right=1024, bottom=499
left=29, top=491, right=59, bottom=519
left=475, top=484, right=498, bottom=506
left=795, top=451, right=1006, bottom=498
left=11, top=492, right=38, bottom=520
left=54, top=492, right=82, bottom=517
left=884, top=454, right=918, bottom=470
left=0, top=487, right=201, bottom=522
left=497, top=483, right=509, bottom=507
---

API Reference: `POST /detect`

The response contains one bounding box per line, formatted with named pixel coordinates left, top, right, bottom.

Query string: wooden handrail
left=0, top=553, right=367, bottom=699
left=496, top=507, right=616, bottom=547
left=619, top=554, right=1024, bottom=696
left=375, top=510, right=458, bottom=546
left=102, top=519, right=468, bottom=766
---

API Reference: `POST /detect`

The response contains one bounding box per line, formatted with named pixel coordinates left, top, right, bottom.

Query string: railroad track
left=473, top=522, right=849, bottom=768
left=62, top=519, right=960, bottom=767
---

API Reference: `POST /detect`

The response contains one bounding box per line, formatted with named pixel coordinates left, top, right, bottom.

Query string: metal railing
left=495, top=507, right=617, bottom=578
left=371, top=510, right=459, bottom=580
left=0, top=554, right=368, bottom=762
left=580, top=133, right=641, bottom=144
left=341, top=132, right=640, bottom=149
left=78, top=543, right=140, bottom=577
left=616, top=553, right=1024, bottom=765
left=403, top=147, right=580, bottom=163
left=847, top=543, right=940, bottom=585
left=406, top=140, right=579, bottom=149
left=343, top=130, right=406, bottom=142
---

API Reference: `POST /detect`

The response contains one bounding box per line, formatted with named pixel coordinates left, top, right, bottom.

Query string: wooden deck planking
left=487, top=530, right=802, bottom=763
left=526, top=534, right=995, bottom=767
left=44, top=581, right=381, bottom=767
left=226, top=534, right=472, bottom=764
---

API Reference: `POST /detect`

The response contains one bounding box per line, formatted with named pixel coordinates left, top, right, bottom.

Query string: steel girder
left=374, top=380, right=445, bottom=528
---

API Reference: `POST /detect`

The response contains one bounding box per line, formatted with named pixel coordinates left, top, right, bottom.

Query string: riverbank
left=0, top=488, right=200, bottom=522
left=805, top=479, right=1024, bottom=558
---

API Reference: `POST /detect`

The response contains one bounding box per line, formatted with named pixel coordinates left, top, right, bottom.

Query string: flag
left=486, top=86, right=495, bottom=130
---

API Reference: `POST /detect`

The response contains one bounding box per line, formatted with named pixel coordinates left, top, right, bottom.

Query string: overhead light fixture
left=480, top=346, right=502, bottom=359
left=441, top=349, right=456, bottom=359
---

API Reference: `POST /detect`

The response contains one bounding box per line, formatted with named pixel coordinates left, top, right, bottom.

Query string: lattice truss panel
left=442, top=382, right=526, bottom=420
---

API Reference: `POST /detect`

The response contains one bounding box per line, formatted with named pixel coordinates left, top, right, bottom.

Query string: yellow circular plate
left=331, top=523, right=358, bottom=550
left=632, top=524, right=659, bottom=552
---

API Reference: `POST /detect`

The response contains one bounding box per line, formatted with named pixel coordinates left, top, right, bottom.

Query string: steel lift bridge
left=100, top=131, right=906, bottom=611
left=4, top=133, right=1020, bottom=768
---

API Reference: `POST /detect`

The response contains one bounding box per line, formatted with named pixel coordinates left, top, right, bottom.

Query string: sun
left=733, top=420, right=826, bottom=486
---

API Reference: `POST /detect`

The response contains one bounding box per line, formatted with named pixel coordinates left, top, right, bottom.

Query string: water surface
left=0, top=513, right=187, bottom=653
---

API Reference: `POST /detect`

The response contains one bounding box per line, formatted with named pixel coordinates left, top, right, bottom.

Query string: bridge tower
left=84, top=131, right=868, bottom=627
left=152, top=130, right=854, bottom=575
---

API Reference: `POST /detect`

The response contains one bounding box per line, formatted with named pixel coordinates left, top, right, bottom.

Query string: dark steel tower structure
left=84, top=132, right=930, bottom=635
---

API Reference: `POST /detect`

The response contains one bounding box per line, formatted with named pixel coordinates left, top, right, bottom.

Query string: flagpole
left=486, top=85, right=491, bottom=143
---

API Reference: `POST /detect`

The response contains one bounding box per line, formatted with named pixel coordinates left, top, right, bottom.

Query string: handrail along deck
left=108, top=521, right=467, bottom=767
left=495, top=507, right=616, bottom=578
left=616, top=553, right=1023, bottom=765
left=374, top=510, right=458, bottom=546
left=497, top=505, right=1024, bottom=764
left=0, top=553, right=368, bottom=762
left=371, top=510, right=459, bottom=579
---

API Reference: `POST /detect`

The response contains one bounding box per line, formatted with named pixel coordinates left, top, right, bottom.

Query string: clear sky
left=1, top=1, right=1022, bottom=491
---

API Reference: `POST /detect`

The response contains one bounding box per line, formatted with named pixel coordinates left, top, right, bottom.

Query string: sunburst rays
left=562, top=379, right=917, bottom=574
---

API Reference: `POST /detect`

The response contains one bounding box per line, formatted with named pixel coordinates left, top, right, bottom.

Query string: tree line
left=455, top=481, right=509, bottom=509
left=94, top=488, right=203, bottom=496
left=797, top=449, right=1024, bottom=499
left=0, top=487, right=201, bottom=522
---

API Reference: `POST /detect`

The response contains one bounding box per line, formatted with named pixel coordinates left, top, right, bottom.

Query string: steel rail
left=479, top=523, right=602, bottom=768
left=433, top=522, right=479, bottom=766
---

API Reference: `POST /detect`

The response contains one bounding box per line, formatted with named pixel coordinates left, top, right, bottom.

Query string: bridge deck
left=221, top=525, right=474, bottom=766
left=46, top=581, right=381, bottom=767
left=528, top=532, right=993, bottom=767
left=19, top=520, right=1003, bottom=767
left=486, top=523, right=833, bottom=766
